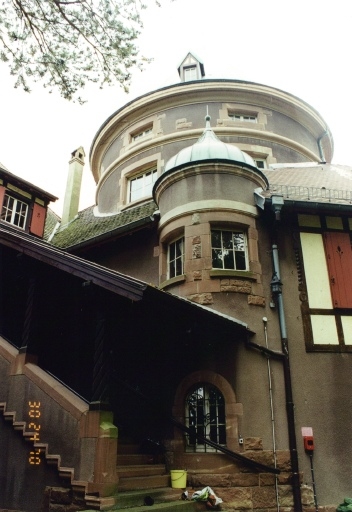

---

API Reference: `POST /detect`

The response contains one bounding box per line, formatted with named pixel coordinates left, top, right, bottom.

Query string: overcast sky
left=0, top=0, right=351, bottom=215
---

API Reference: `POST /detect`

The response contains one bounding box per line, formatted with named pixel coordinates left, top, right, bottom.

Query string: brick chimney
left=61, top=147, right=85, bottom=227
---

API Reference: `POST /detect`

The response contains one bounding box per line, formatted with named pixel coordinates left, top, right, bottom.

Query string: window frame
left=298, top=213, right=352, bottom=352
left=228, top=112, right=257, bottom=123
left=130, top=123, right=153, bottom=144
left=211, top=229, right=249, bottom=271
left=127, top=168, right=158, bottom=204
left=168, top=236, right=184, bottom=279
left=254, top=158, right=267, bottom=169
left=1, top=193, right=29, bottom=229
left=185, top=383, right=226, bottom=453
left=184, top=66, right=197, bottom=81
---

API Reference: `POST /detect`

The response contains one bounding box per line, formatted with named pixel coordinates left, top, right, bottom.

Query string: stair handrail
left=171, top=417, right=279, bottom=474
left=116, top=379, right=280, bottom=475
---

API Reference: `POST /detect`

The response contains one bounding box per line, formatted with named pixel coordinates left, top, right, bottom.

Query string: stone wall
left=42, top=487, right=86, bottom=512
left=182, top=438, right=334, bottom=512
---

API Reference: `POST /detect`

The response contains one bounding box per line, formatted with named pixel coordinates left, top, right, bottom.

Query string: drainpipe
left=263, top=316, right=280, bottom=512
left=270, top=195, right=302, bottom=512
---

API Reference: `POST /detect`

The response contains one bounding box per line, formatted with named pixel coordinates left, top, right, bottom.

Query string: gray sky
left=0, top=0, right=351, bottom=215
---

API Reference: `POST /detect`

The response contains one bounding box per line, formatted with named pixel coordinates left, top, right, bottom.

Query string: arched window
left=185, top=384, right=226, bottom=452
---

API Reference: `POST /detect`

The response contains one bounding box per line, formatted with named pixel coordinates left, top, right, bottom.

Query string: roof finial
left=205, top=106, right=211, bottom=129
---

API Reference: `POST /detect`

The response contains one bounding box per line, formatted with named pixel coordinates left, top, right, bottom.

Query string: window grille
left=185, top=384, right=226, bottom=452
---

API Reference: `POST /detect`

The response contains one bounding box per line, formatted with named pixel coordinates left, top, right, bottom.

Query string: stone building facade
left=1, top=54, right=350, bottom=511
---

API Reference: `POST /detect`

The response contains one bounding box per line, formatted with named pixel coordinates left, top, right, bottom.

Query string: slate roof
left=44, top=208, right=60, bottom=241
left=48, top=163, right=352, bottom=251
left=50, top=200, right=158, bottom=250
left=263, top=163, right=352, bottom=205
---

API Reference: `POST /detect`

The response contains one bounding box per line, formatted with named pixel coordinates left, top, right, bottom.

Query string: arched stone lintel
left=172, top=370, right=242, bottom=452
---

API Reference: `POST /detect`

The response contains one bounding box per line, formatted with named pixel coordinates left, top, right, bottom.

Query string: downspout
left=263, top=316, right=280, bottom=512
left=270, top=196, right=303, bottom=512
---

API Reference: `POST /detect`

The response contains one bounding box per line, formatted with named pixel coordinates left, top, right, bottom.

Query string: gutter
left=264, top=198, right=352, bottom=214
left=63, top=213, right=159, bottom=253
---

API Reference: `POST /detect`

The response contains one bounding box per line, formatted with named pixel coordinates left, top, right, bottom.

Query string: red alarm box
left=303, top=436, right=314, bottom=452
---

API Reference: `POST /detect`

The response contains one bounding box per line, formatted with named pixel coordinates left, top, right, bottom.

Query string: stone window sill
left=209, top=269, right=257, bottom=280
left=159, top=274, right=186, bottom=290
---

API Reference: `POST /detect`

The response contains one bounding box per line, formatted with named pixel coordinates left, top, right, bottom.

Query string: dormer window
left=178, top=52, right=205, bottom=82
left=184, top=66, right=197, bottom=82
left=1, top=193, right=28, bottom=229
left=0, top=174, right=54, bottom=238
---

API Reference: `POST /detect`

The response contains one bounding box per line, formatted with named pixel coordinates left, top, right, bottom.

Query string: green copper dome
left=164, top=115, right=256, bottom=172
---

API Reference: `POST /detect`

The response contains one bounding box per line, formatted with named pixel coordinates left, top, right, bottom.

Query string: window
left=211, top=230, right=248, bottom=270
left=298, top=214, right=352, bottom=351
left=255, top=159, right=267, bottom=169
left=1, top=193, right=28, bottom=229
left=228, top=113, right=257, bottom=123
left=131, top=125, right=153, bottom=142
left=185, top=384, right=226, bottom=452
left=168, top=237, right=184, bottom=278
left=128, top=169, right=157, bottom=203
left=184, top=66, right=197, bottom=81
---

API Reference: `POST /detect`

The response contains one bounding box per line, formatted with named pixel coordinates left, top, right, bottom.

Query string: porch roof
left=0, top=221, right=254, bottom=336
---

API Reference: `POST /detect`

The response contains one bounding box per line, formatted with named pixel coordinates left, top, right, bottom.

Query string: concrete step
left=113, top=499, right=198, bottom=512
left=82, top=501, right=198, bottom=512
left=83, top=488, right=200, bottom=511
left=118, top=474, right=171, bottom=492
left=117, top=464, right=166, bottom=478
left=84, top=494, right=117, bottom=510
left=114, top=487, right=185, bottom=508
left=117, top=453, right=159, bottom=465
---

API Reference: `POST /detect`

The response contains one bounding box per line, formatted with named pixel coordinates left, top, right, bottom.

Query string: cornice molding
left=90, top=79, right=332, bottom=178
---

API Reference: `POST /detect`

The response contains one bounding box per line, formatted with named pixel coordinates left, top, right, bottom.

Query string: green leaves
left=0, top=0, right=154, bottom=102
left=337, top=498, right=352, bottom=512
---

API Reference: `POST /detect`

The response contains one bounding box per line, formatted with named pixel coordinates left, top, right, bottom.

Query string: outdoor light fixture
left=271, top=194, right=284, bottom=220
left=270, top=272, right=282, bottom=296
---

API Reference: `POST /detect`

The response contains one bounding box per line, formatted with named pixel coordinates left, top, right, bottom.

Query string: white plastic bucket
left=170, top=469, right=187, bottom=489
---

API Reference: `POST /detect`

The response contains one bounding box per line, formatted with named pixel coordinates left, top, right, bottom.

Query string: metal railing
left=269, top=184, right=352, bottom=204
left=117, top=378, right=280, bottom=475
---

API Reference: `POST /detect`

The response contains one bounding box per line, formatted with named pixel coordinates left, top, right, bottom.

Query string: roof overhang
left=0, top=223, right=254, bottom=338
left=0, top=223, right=146, bottom=301
left=0, top=167, right=57, bottom=203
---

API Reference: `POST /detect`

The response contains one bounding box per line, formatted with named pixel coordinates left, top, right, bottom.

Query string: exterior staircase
left=87, top=442, right=195, bottom=511
left=84, top=442, right=194, bottom=511
left=117, top=441, right=170, bottom=491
